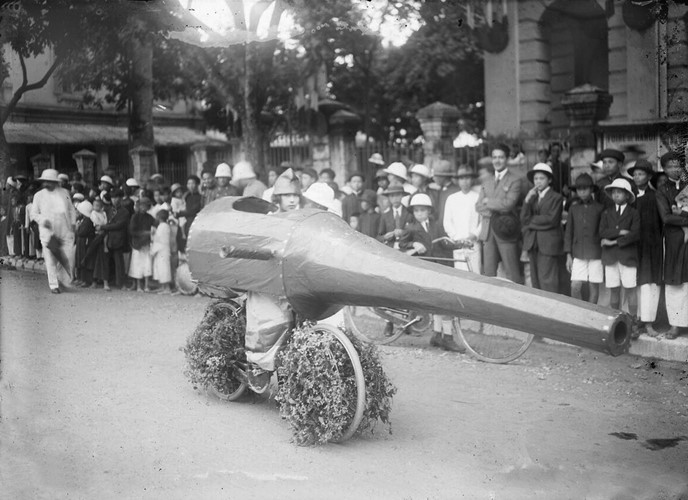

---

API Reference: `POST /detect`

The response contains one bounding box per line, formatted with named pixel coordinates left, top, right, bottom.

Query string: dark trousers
left=529, top=250, right=560, bottom=293
left=109, top=249, right=126, bottom=287
left=483, top=230, right=523, bottom=284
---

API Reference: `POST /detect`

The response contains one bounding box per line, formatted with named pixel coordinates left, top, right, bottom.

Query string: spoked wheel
left=344, top=306, right=430, bottom=345
left=278, top=323, right=366, bottom=444
left=453, top=317, right=534, bottom=364
left=203, top=301, right=248, bottom=400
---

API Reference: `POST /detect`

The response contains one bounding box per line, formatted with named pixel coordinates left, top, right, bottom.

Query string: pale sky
left=181, top=0, right=420, bottom=46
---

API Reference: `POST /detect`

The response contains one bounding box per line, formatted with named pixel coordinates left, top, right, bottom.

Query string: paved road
left=1, top=270, right=687, bottom=499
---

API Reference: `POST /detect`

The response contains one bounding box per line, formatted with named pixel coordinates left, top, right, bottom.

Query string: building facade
left=2, top=45, right=232, bottom=186
left=478, top=0, right=687, bottom=178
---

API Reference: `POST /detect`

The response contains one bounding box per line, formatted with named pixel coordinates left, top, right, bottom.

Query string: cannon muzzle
left=188, top=197, right=630, bottom=356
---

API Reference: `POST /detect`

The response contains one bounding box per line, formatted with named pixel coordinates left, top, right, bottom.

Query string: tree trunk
left=0, top=125, right=11, bottom=207
left=241, top=42, right=259, bottom=168
left=128, top=19, right=156, bottom=182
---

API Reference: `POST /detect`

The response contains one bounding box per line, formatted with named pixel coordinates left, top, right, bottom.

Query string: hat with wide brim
left=368, top=153, right=385, bottom=166
left=100, top=175, right=114, bottom=185
left=38, top=169, right=60, bottom=182
left=170, top=183, right=183, bottom=194
left=526, top=163, right=554, bottom=183
left=383, top=162, right=408, bottom=181
left=599, top=149, right=625, bottom=163
left=304, top=182, right=335, bottom=210
left=491, top=213, right=521, bottom=241
left=77, top=200, right=93, bottom=218
left=433, top=160, right=455, bottom=177
left=409, top=164, right=432, bottom=179
left=604, top=178, right=635, bottom=204
left=627, top=159, right=654, bottom=177
left=381, top=184, right=406, bottom=196
left=126, top=178, right=140, bottom=187
left=408, top=192, right=433, bottom=209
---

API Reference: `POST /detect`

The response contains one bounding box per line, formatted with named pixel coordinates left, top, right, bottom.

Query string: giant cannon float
left=187, top=197, right=631, bottom=357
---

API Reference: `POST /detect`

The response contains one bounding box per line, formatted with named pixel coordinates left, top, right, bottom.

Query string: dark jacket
left=596, top=173, right=625, bottom=209
left=633, top=188, right=663, bottom=285
left=179, top=191, right=202, bottom=233
left=76, top=217, right=96, bottom=269
left=599, top=204, right=641, bottom=267
left=476, top=169, right=524, bottom=242
left=399, top=218, right=453, bottom=267
left=377, top=206, right=413, bottom=246
left=520, top=188, right=564, bottom=256
left=102, top=205, right=132, bottom=251
left=342, top=192, right=363, bottom=223
left=564, top=198, right=604, bottom=260
left=656, top=179, right=688, bottom=285
left=358, top=211, right=381, bottom=239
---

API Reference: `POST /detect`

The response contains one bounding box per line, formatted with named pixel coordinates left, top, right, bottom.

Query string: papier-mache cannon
left=187, top=197, right=631, bottom=356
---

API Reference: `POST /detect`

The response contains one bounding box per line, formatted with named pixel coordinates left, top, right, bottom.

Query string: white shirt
left=30, top=186, right=76, bottom=240
left=616, top=203, right=627, bottom=216
left=443, top=190, right=481, bottom=241
left=538, top=187, right=550, bottom=200
left=495, top=168, right=508, bottom=182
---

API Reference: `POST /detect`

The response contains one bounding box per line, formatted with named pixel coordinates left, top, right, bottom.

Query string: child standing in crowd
left=90, top=197, right=110, bottom=290
left=348, top=213, right=360, bottom=232
left=400, top=193, right=463, bottom=353
left=629, top=160, right=664, bottom=336
left=170, top=183, right=187, bottom=239
left=151, top=209, right=172, bottom=294
left=520, top=163, right=564, bottom=293
left=599, top=178, right=641, bottom=332
left=74, top=200, right=95, bottom=288
left=128, top=198, right=156, bottom=292
left=358, top=189, right=380, bottom=238
left=564, top=173, right=605, bottom=303
left=377, top=184, right=412, bottom=248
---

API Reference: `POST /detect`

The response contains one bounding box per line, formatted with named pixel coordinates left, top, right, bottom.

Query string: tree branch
left=1, top=54, right=62, bottom=125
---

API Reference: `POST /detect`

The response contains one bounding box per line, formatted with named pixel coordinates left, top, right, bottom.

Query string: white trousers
left=666, top=284, right=688, bottom=327
left=41, top=234, right=75, bottom=289
left=638, top=283, right=660, bottom=322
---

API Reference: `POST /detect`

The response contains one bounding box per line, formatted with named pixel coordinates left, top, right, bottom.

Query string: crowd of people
left=2, top=144, right=687, bottom=344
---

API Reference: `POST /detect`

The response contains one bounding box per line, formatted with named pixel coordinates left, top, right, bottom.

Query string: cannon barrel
left=188, top=197, right=630, bottom=356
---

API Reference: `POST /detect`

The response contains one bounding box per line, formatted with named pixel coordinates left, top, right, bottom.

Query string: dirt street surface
left=1, top=270, right=687, bottom=499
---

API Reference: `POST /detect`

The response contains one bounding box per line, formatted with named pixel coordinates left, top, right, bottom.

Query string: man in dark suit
left=377, top=184, right=413, bottom=248
left=520, top=163, right=564, bottom=293
left=476, top=144, right=524, bottom=284
left=656, top=151, right=688, bottom=339
left=100, top=188, right=132, bottom=289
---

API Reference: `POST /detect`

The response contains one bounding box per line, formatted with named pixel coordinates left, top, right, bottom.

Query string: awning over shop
left=4, top=122, right=226, bottom=147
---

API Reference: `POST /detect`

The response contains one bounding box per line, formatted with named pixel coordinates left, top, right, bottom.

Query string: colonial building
left=2, top=46, right=231, bottom=186
left=473, top=0, right=687, bottom=178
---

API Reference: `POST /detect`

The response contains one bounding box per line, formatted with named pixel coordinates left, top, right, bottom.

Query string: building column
left=416, top=102, right=460, bottom=172
left=327, top=110, right=360, bottom=182
left=129, top=145, right=156, bottom=184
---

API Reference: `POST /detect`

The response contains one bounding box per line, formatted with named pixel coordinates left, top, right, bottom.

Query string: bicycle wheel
left=344, top=306, right=429, bottom=345
left=277, top=323, right=366, bottom=444
left=453, top=317, right=534, bottom=364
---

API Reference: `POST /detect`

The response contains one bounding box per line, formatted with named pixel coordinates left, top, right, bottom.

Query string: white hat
left=100, top=175, right=114, bottom=185
left=125, top=178, right=139, bottom=187
left=72, top=193, right=85, bottom=201
left=409, top=164, right=432, bottom=178
left=38, top=169, right=60, bottom=182
left=6, top=176, right=17, bottom=189
left=150, top=173, right=164, bottom=181
left=77, top=200, right=93, bottom=218
left=232, top=161, right=256, bottom=182
left=58, top=173, right=70, bottom=182
left=604, top=178, right=635, bottom=204
left=409, top=193, right=433, bottom=209
left=368, top=153, right=384, bottom=166
left=170, top=183, right=183, bottom=194
left=215, top=162, right=232, bottom=178
left=304, top=182, right=335, bottom=210
left=527, top=163, right=554, bottom=183
left=384, top=162, right=408, bottom=181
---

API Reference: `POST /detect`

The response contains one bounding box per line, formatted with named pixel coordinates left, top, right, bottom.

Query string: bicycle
left=202, top=299, right=367, bottom=443
left=344, top=238, right=535, bottom=364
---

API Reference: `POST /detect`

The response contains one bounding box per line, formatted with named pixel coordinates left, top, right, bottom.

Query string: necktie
left=394, top=210, right=401, bottom=229
left=617, top=205, right=621, bottom=215
left=423, top=221, right=428, bottom=232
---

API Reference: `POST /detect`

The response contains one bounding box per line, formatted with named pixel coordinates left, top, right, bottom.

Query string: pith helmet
left=215, top=162, right=232, bottom=178
left=273, top=168, right=302, bottom=196
left=232, top=161, right=256, bottom=182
